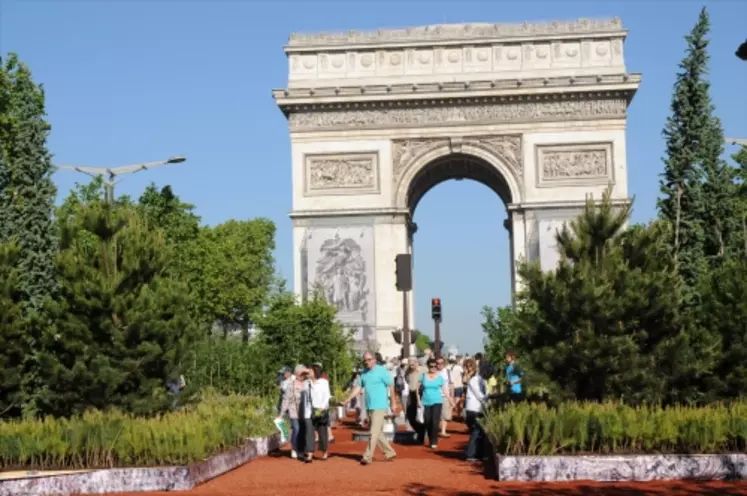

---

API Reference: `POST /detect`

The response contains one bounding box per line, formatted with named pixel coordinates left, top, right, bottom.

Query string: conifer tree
left=40, top=201, right=196, bottom=416
left=0, top=54, right=58, bottom=310
left=515, top=190, right=718, bottom=404
left=0, top=243, right=26, bottom=418
left=0, top=54, right=58, bottom=417
left=657, top=8, right=715, bottom=297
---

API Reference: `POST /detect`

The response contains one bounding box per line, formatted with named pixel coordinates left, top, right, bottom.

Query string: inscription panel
left=536, top=142, right=614, bottom=187
left=304, top=152, right=380, bottom=196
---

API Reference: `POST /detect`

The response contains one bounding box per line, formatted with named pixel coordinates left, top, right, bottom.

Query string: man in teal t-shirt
left=505, top=351, right=524, bottom=401
left=343, top=351, right=399, bottom=464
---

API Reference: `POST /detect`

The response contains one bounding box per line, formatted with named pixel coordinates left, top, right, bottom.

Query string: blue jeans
left=465, top=410, right=485, bottom=459
left=289, top=418, right=301, bottom=453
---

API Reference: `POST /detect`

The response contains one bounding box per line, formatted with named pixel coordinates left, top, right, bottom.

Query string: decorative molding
left=289, top=97, right=627, bottom=131
left=304, top=152, right=380, bottom=196
left=536, top=142, right=614, bottom=187
left=287, top=18, right=625, bottom=47
left=274, top=74, right=641, bottom=102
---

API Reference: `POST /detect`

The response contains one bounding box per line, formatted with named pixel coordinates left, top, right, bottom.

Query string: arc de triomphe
left=273, top=18, right=640, bottom=358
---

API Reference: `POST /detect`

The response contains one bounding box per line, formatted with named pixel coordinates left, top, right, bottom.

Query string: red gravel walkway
left=111, top=419, right=747, bottom=496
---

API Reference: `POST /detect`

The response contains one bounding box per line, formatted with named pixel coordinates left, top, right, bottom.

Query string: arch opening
left=406, top=153, right=514, bottom=215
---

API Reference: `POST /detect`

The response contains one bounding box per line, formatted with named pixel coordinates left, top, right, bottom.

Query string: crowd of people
left=275, top=348, right=524, bottom=465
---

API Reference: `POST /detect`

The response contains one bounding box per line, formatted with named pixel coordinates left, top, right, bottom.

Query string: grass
left=0, top=392, right=276, bottom=471
left=482, top=400, right=747, bottom=456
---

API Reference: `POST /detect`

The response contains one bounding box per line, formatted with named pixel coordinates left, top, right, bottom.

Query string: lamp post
left=725, top=138, right=747, bottom=147
left=54, top=156, right=186, bottom=203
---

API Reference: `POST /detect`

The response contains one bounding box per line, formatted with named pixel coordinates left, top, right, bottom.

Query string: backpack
left=394, top=369, right=405, bottom=393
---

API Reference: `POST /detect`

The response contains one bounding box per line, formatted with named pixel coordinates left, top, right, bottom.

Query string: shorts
left=453, top=387, right=464, bottom=398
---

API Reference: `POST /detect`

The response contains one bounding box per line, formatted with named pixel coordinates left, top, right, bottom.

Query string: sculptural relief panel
left=304, top=152, right=380, bottom=196
left=301, top=226, right=377, bottom=349
left=536, top=142, right=613, bottom=187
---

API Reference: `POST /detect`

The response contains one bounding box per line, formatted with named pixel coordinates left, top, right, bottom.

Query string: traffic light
left=395, top=254, right=412, bottom=291
left=431, top=298, right=442, bottom=321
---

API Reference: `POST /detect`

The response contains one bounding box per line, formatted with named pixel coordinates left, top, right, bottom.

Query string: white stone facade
left=274, top=18, right=640, bottom=358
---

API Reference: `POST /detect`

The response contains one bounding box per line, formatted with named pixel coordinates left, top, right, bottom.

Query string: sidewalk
left=110, top=419, right=747, bottom=496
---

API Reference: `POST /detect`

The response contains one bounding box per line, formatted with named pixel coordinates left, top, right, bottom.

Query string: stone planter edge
left=0, top=432, right=281, bottom=496
left=490, top=450, right=747, bottom=482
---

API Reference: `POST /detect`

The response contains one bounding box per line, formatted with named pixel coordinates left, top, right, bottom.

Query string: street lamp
left=737, top=40, right=747, bottom=61
left=725, top=138, right=747, bottom=147
left=55, top=156, right=186, bottom=203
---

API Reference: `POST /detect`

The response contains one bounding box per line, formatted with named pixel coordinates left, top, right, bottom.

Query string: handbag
left=416, top=405, right=425, bottom=424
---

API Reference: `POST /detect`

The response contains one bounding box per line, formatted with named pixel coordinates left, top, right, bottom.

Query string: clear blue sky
left=2, top=1, right=746, bottom=353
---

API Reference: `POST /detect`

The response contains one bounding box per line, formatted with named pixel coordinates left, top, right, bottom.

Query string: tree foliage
left=0, top=243, right=26, bottom=417
left=40, top=200, right=197, bottom=417
left=254, top=291, right=354, bottom=390
left=657, top=8, right=737, bottom=299
left=186, top=220, right=276, bottom=339
left=508, top=191, right=718, bottom=405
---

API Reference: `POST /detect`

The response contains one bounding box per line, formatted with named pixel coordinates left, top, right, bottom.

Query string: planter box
left=0, top=433, right=280, bottom=496
left=491, top=451, right=747, bottom=482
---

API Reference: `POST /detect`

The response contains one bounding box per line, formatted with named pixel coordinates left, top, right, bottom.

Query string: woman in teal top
left=417, top=358, right=456, bottom=449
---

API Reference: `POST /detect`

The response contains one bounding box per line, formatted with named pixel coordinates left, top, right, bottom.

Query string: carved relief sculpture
left=537, top=143, right=613, bottom=186
left=473, top=135, right=522, bottom=173
left=289, top=98, right=627, bottom=130
left=304, top=152, right=379, bottom=195
left=391, top=138, right=449, bottom=181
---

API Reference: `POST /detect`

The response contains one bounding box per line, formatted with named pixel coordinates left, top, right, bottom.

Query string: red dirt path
left=110, top=420, right=747, bottom=496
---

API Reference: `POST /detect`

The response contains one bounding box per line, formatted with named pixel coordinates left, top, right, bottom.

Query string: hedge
left=0, top=392, right=276, bottom=470
left=482, top=400, right=747, bottom=456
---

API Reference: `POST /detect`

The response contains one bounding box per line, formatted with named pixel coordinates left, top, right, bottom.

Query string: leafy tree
left=414, top=330, right=431, bottom=353
left=657, top=8, right=715, bottom=298
left=481, top=305, right=519, bottom=366
left=254, top=291, right=354, bottom=390
left=0, top=243, right=26, bottom=417
left=186, top=219, right=276, bottom=340
left=514, top=191, right=718, bottom=405
left=137, top=184, right=200, bottom=249
left=40, top=200, right=197, bottom=416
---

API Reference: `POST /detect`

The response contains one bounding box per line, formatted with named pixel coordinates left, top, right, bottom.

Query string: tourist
left=313, top=362, right=335, bottom=443
left=277, top=366, right=293, bottom=415
left=340, top=351, right=399, bottom=465
left=277, top=364, right=312, bottom=460
left=404, top=357, right=423, bottom=436
left=435, top=356, right=454, bottom=438
left=505, top=351, right=525, bottom=402
left=309, top=364, right=331, bottom=461
left=417, top=358, right=456, bottom=449
left=448, top=356, right=465, bottom=419
left=463, top=359, right=488, bottom=461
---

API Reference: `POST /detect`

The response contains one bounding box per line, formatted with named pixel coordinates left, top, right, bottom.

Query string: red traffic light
left=432, top=298, right=440, bottom=305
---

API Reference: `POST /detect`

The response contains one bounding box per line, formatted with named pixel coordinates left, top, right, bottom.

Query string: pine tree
left=0, top=54, right=58, bottom=310
left=515, top=190, right=718, bottom=404
left=0, top=243, right=27, bottom=418
left=732, top=146, right=747, bottom=255
left=657, top=8, right=715, bottom=298
left=40, top=201, right=197, bottom=416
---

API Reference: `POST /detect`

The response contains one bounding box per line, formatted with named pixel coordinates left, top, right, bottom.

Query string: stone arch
left=392, top=137, right=523, bottom=213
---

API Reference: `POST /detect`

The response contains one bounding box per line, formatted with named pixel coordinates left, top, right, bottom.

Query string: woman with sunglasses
left=417, top=358, right=456, bottom=449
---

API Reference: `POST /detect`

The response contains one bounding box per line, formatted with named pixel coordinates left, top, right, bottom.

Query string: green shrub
left=482, top=400, right=747, bottom=456
left=0, top=392, right=275, bottom=470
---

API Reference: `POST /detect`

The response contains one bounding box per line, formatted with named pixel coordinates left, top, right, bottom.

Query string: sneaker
left=360, top=457, right=372, bottom=465
left=291, top=450, right=298, bottom=459
left=430, top=444, right=437, bottom=449
left=466, top=457, right=479, bottom=462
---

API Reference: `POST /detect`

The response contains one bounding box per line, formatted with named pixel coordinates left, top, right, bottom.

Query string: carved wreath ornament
left=390, top=135, right=522, bottom=185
